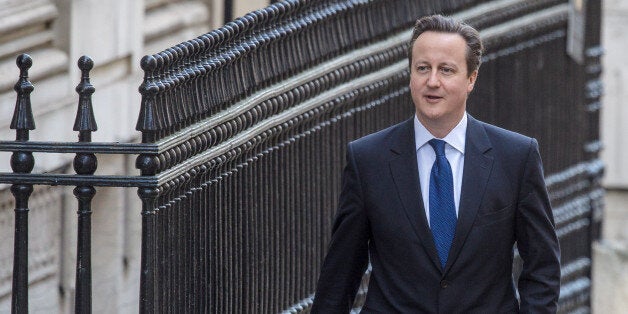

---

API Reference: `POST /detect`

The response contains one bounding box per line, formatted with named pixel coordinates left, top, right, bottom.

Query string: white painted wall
left=594, top=0, right=628, bottom=313
left=601, top=0, right=628, bottom=188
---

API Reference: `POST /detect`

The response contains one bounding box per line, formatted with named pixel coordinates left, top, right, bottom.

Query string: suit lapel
left=388, top=118, right=442, bottom=271
left=443, top=115, right=494, bottom=273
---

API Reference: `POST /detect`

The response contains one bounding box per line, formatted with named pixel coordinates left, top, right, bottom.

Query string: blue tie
left=428, top=139, right=457, bottom=268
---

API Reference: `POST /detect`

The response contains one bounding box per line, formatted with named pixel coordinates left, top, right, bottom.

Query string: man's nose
left=427, top=71, right=440, bottom=87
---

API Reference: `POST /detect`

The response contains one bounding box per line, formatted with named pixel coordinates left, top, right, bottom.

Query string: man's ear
left=467, top=70, right=478, bottom=93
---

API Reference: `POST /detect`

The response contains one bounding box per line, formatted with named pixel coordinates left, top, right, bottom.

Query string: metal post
left=137, top=185, right=159, bottom=313
left=10, top=183, right=32, bottom=314
left=224, top=0, right=233, bottom=24
left=10, top=54, right=36, bottom=314
left=73, top=56, right=98, bottom=314
left=136, top=55, right=161, bottom=313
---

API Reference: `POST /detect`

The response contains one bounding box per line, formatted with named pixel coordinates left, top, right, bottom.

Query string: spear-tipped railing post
left=10, top=53, right=36, bottom=314
left=136, top=55, right=160, bottom=313
left=73, top=55, right=98, bottom=314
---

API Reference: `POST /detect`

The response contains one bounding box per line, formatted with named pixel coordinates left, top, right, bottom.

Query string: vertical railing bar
left=137, top=185, right=159, bottom=314
left=10, top=53, right=36, bottom=314
left=137, top=54, right=161, bottom=314
left=72, top=56, right=98, bottom=314
left=10, top=177, right=33, bottom=314
left=583, top=1, right=603, bottom=310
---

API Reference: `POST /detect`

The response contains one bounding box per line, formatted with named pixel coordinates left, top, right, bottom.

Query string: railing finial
left=136, top=55, right=159, bottom=143
left=74, top=56, right=98, bottom=139
left=11, top=53, right=36, bottom=139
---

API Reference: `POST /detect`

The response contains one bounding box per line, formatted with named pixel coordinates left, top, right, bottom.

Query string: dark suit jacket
left=311, top=115, right=560, bottom=313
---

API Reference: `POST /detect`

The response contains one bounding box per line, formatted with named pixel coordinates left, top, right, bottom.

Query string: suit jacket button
left=440, top=280, right=449, bottom=288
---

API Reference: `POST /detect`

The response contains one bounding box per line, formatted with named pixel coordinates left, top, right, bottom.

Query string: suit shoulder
left=480, top=120, right=535, bottom=150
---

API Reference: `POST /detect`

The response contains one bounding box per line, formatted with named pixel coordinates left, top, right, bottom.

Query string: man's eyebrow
left=438, top=62, right=459, bottom=68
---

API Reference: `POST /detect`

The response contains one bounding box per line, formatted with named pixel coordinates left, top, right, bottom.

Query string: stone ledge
left=0, top=0, right=57, bottom=34
left=143, top=1, right=209, bottom=43
left=0, top=47, right=68, bottom=92
left=0, top=29, right=54, bottom=61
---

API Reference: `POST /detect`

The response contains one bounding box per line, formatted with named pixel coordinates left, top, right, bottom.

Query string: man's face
left=409, top=31, right=477, bottom=131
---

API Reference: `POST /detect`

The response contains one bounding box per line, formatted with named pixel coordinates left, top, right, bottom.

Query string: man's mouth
left=425, top=95, right=443, bottom=100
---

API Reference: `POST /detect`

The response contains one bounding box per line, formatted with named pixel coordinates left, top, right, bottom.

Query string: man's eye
left=441, top=67, right=454, bottom=74
left=416, top=66, right=429, bottom=72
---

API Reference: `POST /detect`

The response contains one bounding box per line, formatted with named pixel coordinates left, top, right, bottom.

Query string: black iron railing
left=0, top=0, right=602, bottom=313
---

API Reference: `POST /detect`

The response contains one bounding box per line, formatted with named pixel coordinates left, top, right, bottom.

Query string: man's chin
left=416, top=111, right=446, bottom=123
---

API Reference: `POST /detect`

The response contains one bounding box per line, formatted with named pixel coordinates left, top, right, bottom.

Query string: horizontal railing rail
left=0, top=141, right=156, bottom=154
left=0, top=173, right=156, bottom=187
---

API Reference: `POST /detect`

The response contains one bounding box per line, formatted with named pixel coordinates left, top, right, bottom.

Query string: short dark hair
left=408, top=14, right=483, bottom=76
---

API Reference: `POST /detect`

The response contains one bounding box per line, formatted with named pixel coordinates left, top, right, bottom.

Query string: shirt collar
left=414, top=113, right=467, bottom=154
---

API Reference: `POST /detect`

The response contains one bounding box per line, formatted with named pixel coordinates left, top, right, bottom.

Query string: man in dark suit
left=311, top=15, right=561, bottom=313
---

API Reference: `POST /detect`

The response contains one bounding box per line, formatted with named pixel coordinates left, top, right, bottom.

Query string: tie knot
left=428, top=139, right=447, bottom=156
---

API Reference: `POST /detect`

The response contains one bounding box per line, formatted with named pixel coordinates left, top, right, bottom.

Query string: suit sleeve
left=311, top=143, right=370, bottom=314
left=515, top=138, right=561, bottom=313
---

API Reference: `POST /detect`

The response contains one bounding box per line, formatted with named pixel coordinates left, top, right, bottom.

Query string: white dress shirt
left=414, top=113, right=467, bottom=226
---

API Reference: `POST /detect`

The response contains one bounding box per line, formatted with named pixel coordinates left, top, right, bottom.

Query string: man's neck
left=417, top=112, right=465, bottom=139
